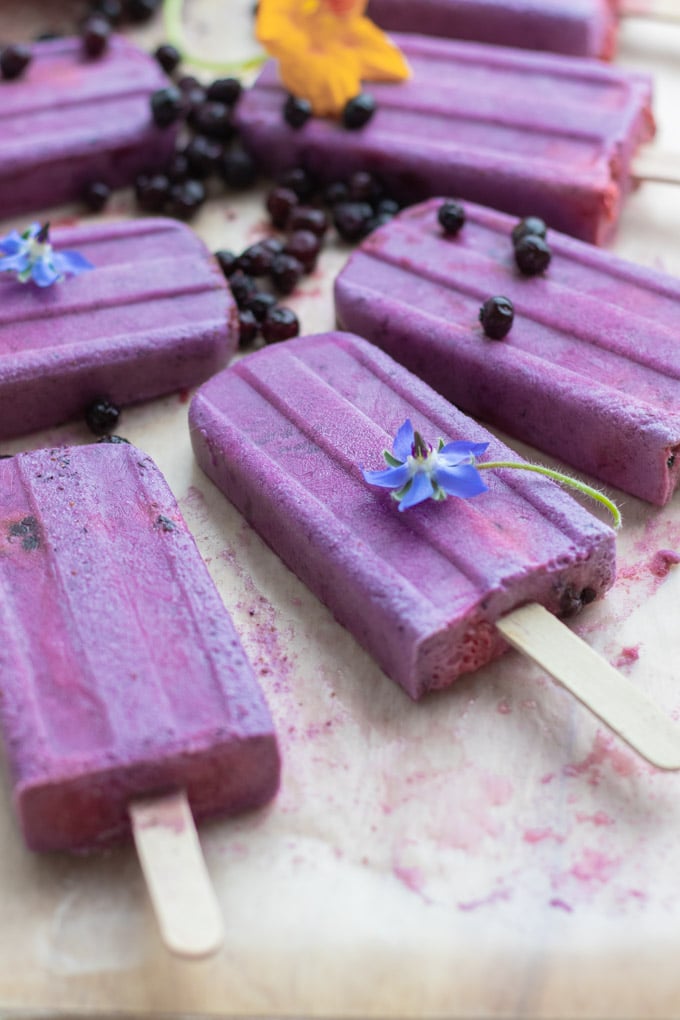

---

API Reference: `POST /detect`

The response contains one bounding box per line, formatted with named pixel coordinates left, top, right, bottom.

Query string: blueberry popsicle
left=367, top=0, right=619, bottom=59
left=189, top=332, right=680, bottom=768
left=335, top=198, right=680, bottom=505
left=0, top=443, right=281, bottom=955
left=0, top=217, right=237, bottom=438
left=0, top=35, right=177, bottom=219
left=0, top=443, right=280, bottom=854
left=235, top=34, right=654, bottom=244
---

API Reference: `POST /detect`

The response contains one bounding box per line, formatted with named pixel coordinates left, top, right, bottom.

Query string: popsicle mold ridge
left=189, top=332, right=616, bottom=700
left=235, top=33, right=654, bottom=244
left=0, top=35, right=178, bottom=219
left=0, top=444, right=280, bottom=853
left=335, top=198, right=680, bottom=505
left=0, top=217, right=237, bottom=439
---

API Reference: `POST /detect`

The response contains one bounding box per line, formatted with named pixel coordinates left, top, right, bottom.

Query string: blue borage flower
left=0, top=223, right=93, bottom=288
left=363, top=418, right=489, bottom=511
left=363, top=418, right=622, bottom=527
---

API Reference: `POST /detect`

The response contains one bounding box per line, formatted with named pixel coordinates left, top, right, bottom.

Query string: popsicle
left=0, top=216, right=237, bottom=438
left=0, top=35, right=177, bottom=219
left=334, top=197, right=680, bottom=505
left=189, top=331, right=680, bottom=768
left=366, top=0, right=619, bottom=59
left=235, top=33, right=655, bottom=243
left=0, top=442, right=280, bottom=953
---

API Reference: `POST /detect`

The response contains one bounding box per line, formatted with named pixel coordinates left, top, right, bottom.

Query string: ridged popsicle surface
left=335, top=199, right=680, bottom=505
left=0, top=445, right=280, bottom=852
left=189, top=332, right=616, bottom=700
left=235, top=34, right=654, bottom=243
left=0, top=35, right=177, bottom=218
left=0, top=217, right=237, bottom=438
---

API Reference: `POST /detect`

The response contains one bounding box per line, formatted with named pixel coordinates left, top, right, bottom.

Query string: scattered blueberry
left=284, top=94, right=312, bottom=129
left=125, top=0, right=162, bottom=22
left=348, top=170, right=380, bottom=203
left=154, top=43, right=181, bottom=74
left=287, top=205, right=328, bottom=237
left=166, top=178, right=206, bottom=219
left=284, top=230, right=320, bottom=273
left=479, top=296, right=514, bottom=340
left=238, top=308, right=259, bottom=347
left=206, top=77, right=242, bottom=106
left=189, top=100, right=235, bottom=140
left=83, top=180, right=111, bottom=212
left=514, top=234, right=552, bottom=276
left=150, top=86, right=183, bottom=128
left=183, top=135, right=223, bottom=178
left=333, top=201, right=374, bottom=242
left=81, top=15, right=110, bottom=57
left=247, top=290, right=277, bottom=322
left=343, top=92, right=376, bottom=129
left=269, top=253, right=304, bottom=295
left=278, top=167, right=316, bottom=200
left=238, top=241, right=277, bottom=276
left=511, top=216, right=547, bottom=246
left=91, top=0, right=124, bottom=24
left=376, top=197, right=400, bottom=217
left=262, top=306, right=300, bottom=343
left=1, top=44, right=32, bottom=81
left=135, top=173, right=171, bottom=212
left=166, top=151, right=191, bottom=183
left=324, top=181, right=349, bottom=206
left=86, top=398, right=121, bottom=435
left=438, top=199, right=465, bottom=236
left=215, top=249, right=239, bottom=278
left=228, top=269, right=258, bottom=309
left=97, top=434, right=131, bottom=444
left=266, top=186, right=298, bottom=229
left=221, top=147, right=258, bottom=189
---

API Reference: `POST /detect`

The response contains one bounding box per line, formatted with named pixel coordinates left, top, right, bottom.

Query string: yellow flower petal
left=342, top=16, right=411, bottom=82
left=278, top=49, right=362, bottom=116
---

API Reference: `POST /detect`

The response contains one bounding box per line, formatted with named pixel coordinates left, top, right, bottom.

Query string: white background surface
left=1, top=2, right=680, bottom=1017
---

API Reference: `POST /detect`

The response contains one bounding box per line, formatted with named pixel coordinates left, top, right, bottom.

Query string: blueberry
left=247, top=291, right=278, bottom=322
left=479, top=296, right=514, bottom=340
left=229, top=269, right=258, bottom=309
left=83, top=181, right=111, bottom=212
left=514, top=235, right=552, bottom=276
left=81, top=16, right=110, bottom=57
left=266, top=186, right=298, bottom=229
left=166, top=179, right=206, bottom=219
left=238, top=241, right=277, bottom=277
left=97, top=434, right=130, bottom=444
left=154, top=43, right=181, bottom=74
left=215, top=250, right=239, bottom=278
left=238, top=308, right=259, bottom=348
left=183, top=135, right=222, bottom=178
left=125, top=0, right=162, bottom=22
left=287, top=206, right=328, bottom=237
left=323, top=181, right=349, bottom=206
left=86, top=398, right=121, bottom=435
left=91, top=0, right=124, bottom=23
left=348, top=170, right=381, bottom=203
left=221, top=147, right=258, bottom=189
left=269, top=253, right=304, bottom=295
left=206, top=77, right=242, bottom=106
left=189, top=101, right=235, bottom=140
left=283, top=94, right=312, bottom=128
left=262, top=306, right=300, bottom=343
left=278, top=167, right=316, bottom=200
left=437, top=200, right=465, bottom=236
left=284, top=230, right=321, bottom=273
left=0, top=45, right=32, bottom=81
left=511, top=216, right=547, bottom=246
left=333, top=201, right=374, bottom=242
left=165, top=152, right=191, bottom=183
left=343, top=92, right=376, bottom=129
left=150, top=86, right=183, bottom=128
left=135, top=173, right=170, bottom=212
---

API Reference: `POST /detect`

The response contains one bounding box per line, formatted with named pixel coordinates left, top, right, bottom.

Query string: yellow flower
left=256, top=0, right=410, bottom=117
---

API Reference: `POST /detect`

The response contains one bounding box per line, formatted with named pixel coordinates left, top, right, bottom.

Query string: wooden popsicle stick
left=632, top=150, right=680, bottom=185
left=129, top=790, right=224, bottom=959
left=621, top=0, right=680, bottom=23
left=496, top=603, right=680, bottom=771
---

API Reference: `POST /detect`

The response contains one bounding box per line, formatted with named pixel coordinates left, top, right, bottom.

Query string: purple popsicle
left=0, top=35, right=177, bottom=219
left=0, top=443, right=280, bottom=853
left=0, top=217, right=237, bottom=439
left=235, top=33, right=654, bottom=244
left=335, top=198, right=680, bottom=505
left=366, top=0, right=619, bottom=58
left=189, top=332, right=616, bottom=701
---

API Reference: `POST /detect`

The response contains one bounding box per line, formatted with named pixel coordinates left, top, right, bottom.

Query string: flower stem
left=478, top=461, right=621, bottom=529
left=163, top=0, right=266, bottom=75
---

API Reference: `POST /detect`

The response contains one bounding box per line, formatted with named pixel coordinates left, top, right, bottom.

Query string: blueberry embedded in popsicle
left=343, top=92, right=377, bottom=129
left=479, top=296, right=514, bottom=339
left=514, top=234, right=552, bottom=276
left=284, top=94, right=313, bottom=129
left=0, top=45, right=32, bottom=81
left=438, top=200, right=466, bottom=236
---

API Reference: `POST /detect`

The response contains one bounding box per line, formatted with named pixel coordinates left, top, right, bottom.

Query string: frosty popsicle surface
left=235, top=34, right=654, bottom=244
left=367, top=0, right=619, bottom=58
left=0, top=444, right=280, bottom=853
left=334, top=198, right=680, bottom=505
left=0, top=35, right=177, bottom=219
left=189, top=332, right=616, bottom=701
left=0, top=217, right=237, bottom=439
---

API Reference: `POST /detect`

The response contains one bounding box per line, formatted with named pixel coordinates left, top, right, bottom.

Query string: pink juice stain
left=649, top=549, right=680, bottom=578
left=569, top=848, right=620, bottom=884
left=613, top=645, right=640, bottom=668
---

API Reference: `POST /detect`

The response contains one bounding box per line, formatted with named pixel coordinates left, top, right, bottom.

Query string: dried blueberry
left=283, top=94, right=312, bottom=128
left=479, top=296, right=514, bottom=340
left=343, top=93, right=376, bottom=129
left=514, top=235, right=552, bottom=276
left=438, top=199, right=465, bottom=236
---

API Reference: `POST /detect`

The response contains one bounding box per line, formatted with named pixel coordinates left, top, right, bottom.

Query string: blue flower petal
left=439, top=440, right=489, bottom=463
left=55, top=250, right=94, bottom=277
left=31, top=258, right=61, bottom=287
left=0, top=231, right=27, bottom=256
left=392, top=419, right=414, bottom=462
left=398, top=470, right=434, bottom=510
left=363, top=463, right=411, bottom=489
left=0, top=252, right=31, bottom=274
left=436, top=463, right=488, bottom=499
